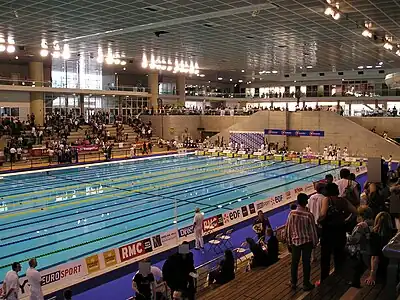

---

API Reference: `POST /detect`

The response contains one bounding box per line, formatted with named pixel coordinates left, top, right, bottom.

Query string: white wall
left=0, top=91, right=30, bottom=120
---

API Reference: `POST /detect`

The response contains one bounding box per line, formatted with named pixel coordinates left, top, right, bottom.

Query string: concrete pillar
left=29, top=62, right=44, bottom=126
left=149, top=71, right=158, bottom=110
left=176, top=75, right=186, bottom=105
left=348, top=102, right=352, bottom=116
left=79, top=94, right=85, bottom=116
left=383, top=101, right=388, bottom=109
left=337, top=100, right=340, bottom=113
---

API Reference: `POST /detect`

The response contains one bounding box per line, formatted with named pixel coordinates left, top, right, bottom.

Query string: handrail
left=383, top=232, right=400, bottom=260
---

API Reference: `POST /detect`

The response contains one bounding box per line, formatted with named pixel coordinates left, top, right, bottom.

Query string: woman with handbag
left=346, top=206, right=374, bottom=288
left=318, top=183, right=357, bottom=283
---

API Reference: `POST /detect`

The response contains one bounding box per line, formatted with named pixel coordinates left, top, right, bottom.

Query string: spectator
left=365, top=183, right=386, bottom=219
left=366, top=211, right=394, bottom=285
left=346, top=206, right=374, bottom=288
left=132, top=261, right=155, bottom=300
left=2, top=262, right=21, bottom=300
left=285, top=193, right=318, bottom=291
left=337, top=168, right=360, bottom=207
left=308, top=183, right=325, bottom=261
left=325, top=174, right=334, bottom=184
left=193, top=207, right=204, bottom=250
left=253, top=210, right=272, bottom=242
left=26, top=258, right=44, bottom=300
left=349, top=173, right=361, bottom=195
left=246, top=238, right=269, bottom=269
left=162, top=242, right=195, bottom=300
left=172, top=291, right=189, bottom=300
left=318, top=183, right=357, bottom=283
left=264, top=228, right=279, bottom=264
left=63, top=289, right=72, bottom=300
left=208, top=250, right=235, bottom=285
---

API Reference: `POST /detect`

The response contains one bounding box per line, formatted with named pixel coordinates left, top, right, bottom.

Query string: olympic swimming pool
left=0, top=153, right=338, bottom=280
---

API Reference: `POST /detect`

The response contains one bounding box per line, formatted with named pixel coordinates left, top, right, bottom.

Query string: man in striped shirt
left=285, top=193, right=318, bottom=291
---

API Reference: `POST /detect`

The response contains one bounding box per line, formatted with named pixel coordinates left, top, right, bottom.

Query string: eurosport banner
left=7, top=166, right=366, bottom=298
left=264, top=129, right=325, bottom=137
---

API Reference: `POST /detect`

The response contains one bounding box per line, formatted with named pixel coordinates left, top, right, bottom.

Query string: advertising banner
left=264, top=129, right=325, bottom=137
left=73, top=145, right=100, bottom=152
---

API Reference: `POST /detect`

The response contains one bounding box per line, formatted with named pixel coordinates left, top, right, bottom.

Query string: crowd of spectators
left=285, top=164, right=396, bottom=291
left=0, top=110, right=154, bottom=165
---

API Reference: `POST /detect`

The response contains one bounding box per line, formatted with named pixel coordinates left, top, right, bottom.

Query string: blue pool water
left=0, top=154, right=337, bottom=280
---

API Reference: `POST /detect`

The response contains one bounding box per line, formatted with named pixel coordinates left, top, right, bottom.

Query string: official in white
left=26, top=258, right=43, bottom=300
left=193, top=207, right=204, bottom=250
left=2, top=262, right=21, bottom=300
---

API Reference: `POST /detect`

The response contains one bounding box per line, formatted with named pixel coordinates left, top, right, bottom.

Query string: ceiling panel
left=0, top=0, right=399, bottom=76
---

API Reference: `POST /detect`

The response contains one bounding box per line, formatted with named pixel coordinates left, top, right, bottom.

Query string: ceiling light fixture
left=120, top=60, right=126, bottom=65
left=229, top=78, right=232, bottom=81
left=217, top=77, right=223, bottom=80
left=366, top=65, right=373, bottom=68
left=357, top=66, right=364, bottom=69
left=52, top=41, right=61, bottom=58
left=272, top=70, right=278, bottom=74
left=306, top=65, right=313, bottom=69
left=199, top=74, right=205, bottom=77
left=62, top=44, right=70, bottom=59
left=6, top=44, right=15, bottom=53
left=241, top=69, right=245, bottom=72
left=396, top=50, right=400, bottom=56
left=383, top=42, right=393, bottom=50
left=238, top=79, right=243, bottom=83
left=324, top=0, right=341, bottom=20
left=379, top=61, right=383, bottom=65
left=142, top=51, right=199, bottom=74
left=362, top=29, right=372, bottom=38
left=40, top=39, right=48, bottom=57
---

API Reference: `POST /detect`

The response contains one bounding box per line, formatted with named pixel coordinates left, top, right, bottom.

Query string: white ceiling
left=1, top=0, right=400, bottom=77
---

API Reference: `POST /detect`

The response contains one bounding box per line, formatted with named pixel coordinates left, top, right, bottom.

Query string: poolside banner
left=264, top=129, right=325, bottom=137
left=73, top=145, right=100, bottom=152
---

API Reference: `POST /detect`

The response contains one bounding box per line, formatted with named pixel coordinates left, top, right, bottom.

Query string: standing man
left=26, top=258, right=44, bottom=300
left=285, top=193, right=318, bottom=291
left=2, top=262, right=21, bottom=300
left=193, top=208, right=204, bottom=250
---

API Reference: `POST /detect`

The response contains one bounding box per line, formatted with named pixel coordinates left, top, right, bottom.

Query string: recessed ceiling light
left=366, top=65, right=373, bottom=68
left=357, top=66, right=364, bottom=69
left=15, top=56, right=18, bottom=60
left=217, top=77, right=222, bottom=80
left=294, top=80, right=297, bottom=82
left=306, top=66, right=312, bottom=69
left=272, top=70, right=278, bottom=74
left=200, top=74, right=205, bottom=77
left=266, top=71, right=271, bottom=74
left=241, top=69, right=245, bottom=72
left=123, top=67, right=126, bottom=70
left=114, top=72, right=117, bottom=75
left=229, top=78, right=232, bottom=81
left=238, top=79, right=243, bottom=83
left=379, top=61, right=383, bottom=65
left=375, top=65, right=382, bottom=68
left=208, top=80, right=211, bottom=83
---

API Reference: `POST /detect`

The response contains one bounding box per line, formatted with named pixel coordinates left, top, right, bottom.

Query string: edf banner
left=264, top=129, right=324, bottom=137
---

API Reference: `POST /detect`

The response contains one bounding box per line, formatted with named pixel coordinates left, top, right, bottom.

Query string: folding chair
left=220, top=229, right=234, bottom=249
left=207, top=233, right=224, bottom=254
left=233, top=241, right=249, bottom=265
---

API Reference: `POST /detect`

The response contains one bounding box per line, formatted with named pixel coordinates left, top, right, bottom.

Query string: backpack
left=323, top=197, right=346, bottom=227
left=344, top=180, right=359, bottom=207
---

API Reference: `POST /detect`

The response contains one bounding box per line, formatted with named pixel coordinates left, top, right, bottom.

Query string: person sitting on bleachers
left=208, top=250, right=235, bottom=285
left=263, top=228, right=279, bottom=264
left=246, top=238, right=269, bottom=270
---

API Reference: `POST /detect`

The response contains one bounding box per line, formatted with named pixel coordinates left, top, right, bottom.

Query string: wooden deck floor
left=198, top=249, right=394, bottom=300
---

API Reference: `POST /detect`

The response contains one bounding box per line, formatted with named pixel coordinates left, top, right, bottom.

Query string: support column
left=149, top=71, right=159, bottom=111
left=383, top=101, right=388, bottom=110
left=348, top=102, right=352, bottom=116
left=176, top=75, right=186, bottom=105
left=79, top=94, right=85, bottom=116
left=29, top=62, right=44, bottom=126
